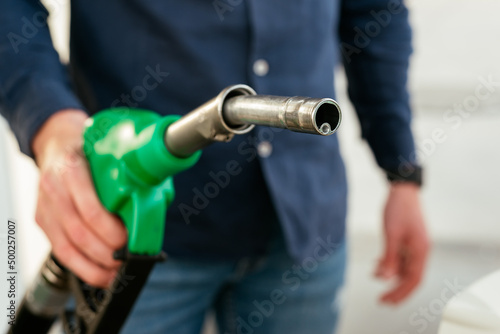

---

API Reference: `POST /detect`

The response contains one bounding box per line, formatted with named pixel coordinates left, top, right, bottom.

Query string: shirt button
left=253, top=59, right=269, bottom=77
left=257, top=141, right=273, bottom=158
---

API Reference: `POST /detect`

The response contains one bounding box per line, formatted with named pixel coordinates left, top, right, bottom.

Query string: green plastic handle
left=82, top=108, right=201, bottom=255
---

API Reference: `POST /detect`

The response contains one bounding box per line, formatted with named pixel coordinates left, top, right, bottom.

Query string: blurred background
left=0, top=0, right=499, bottom=333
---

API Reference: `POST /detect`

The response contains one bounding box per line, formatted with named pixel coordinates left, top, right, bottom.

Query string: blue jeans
left=121, top=233, right=346, bottom=334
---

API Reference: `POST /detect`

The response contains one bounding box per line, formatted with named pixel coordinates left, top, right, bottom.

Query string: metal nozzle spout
left=164, top=85, right=342, bottom=158
left=222, top=95, right=341, bottom=136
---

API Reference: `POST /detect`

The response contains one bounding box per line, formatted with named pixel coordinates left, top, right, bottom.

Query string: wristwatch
left=386, top=166, right=423, bottom=187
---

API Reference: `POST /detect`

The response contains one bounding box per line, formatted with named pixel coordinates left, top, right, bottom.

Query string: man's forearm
left=0, top=0, right=83, bottom=157
left=339, top=0, right=418, bottom=176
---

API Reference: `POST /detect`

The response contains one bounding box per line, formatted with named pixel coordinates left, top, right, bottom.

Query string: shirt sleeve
left=339, top=0, right=421, bottom=180
left=0, top=0, right=84, bottom=158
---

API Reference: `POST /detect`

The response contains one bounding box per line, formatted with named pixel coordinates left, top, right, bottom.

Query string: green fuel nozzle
left=83, top=110, right=200, bottom=255
left=82, top=85, right=342, bottom=255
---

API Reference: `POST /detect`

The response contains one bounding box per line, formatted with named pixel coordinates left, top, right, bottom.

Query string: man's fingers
left=44, top=164, right=123, bottom=269
left=379, top=241, right=428, bottom=304
left=375, top=237, right=400, bottom=279
left=55, top=196, right=123, bottom=270
left=53, top=239, right=117, bottom=288
left=63, top=153, right=128, bottom=250
left=35, top=192, right=116, bottom=288
left=406, top=238, right=429, bottom=277
left=380, top=260, right=424, bottom=304
left=379, top=274, right=421, bottom=304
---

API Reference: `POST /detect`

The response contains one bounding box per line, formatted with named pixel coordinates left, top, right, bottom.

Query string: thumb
left=375, top=235, right=400, bottom=279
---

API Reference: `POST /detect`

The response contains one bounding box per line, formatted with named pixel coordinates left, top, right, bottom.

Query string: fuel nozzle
left=164, top=85, right=342, bottom=158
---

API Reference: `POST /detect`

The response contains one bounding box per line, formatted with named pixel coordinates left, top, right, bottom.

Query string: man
left=0, top=0, right=428, bottom=333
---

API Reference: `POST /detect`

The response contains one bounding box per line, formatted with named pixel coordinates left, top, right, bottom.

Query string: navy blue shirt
left=0, top=0, right=417, bottom=261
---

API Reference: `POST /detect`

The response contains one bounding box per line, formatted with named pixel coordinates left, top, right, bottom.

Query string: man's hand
left=375, top=182, right=429, bottom=304
left=33, top=109, right=128, bottom=288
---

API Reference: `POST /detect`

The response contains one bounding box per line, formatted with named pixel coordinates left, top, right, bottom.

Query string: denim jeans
left=121, top=233, right=346, bottom=334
